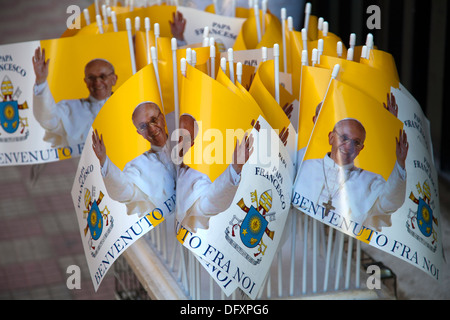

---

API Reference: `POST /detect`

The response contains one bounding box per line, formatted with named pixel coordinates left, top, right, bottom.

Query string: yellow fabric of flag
left=318, top=55, right=400, bottom=104
left=92, top=63, right=163, bottom=171
left=361, top=49, right=400, bottom=84
left=40, top=31, right=133, bottom=104
left=145, top=37, right=213, bottom=115
left=180, top=64, right=263, bottom=181
left=233, top=11, right=282, bottom=51
left=297, top=65, right=332, bottom=151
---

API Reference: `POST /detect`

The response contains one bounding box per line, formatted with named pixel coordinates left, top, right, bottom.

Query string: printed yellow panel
left=92, top=64, right=162, bottom=171
left=40, top=32, right=133, bottom=103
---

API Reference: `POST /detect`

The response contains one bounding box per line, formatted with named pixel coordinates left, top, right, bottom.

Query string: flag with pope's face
left=292, top=77, right=443, bottom=283
left=70, top=63, right=176, bottom=292
left=174, top=63, right=294, bottom=299
left=0, top=32, right=133, bottom=166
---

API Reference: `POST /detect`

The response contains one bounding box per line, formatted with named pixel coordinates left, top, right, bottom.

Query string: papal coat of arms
left=406, top=180, right=438, bottom=252
left=225, top=189, right=276, bottom=265
left=83, top=187, right=112, bottom=255
left=0, top=76, right=29, bottom=140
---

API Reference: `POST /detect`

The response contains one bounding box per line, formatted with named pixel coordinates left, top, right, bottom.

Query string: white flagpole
left=172, top=38, right=179, bottom=130
left=361, top=45, right=368, bottom=60
left=154, top=23, right=160, bottom=59
left=228, top=48, right=234, bottom=83
left=106, top=7, right=112, bottom=24
left=212, top=0, right=219, bottom=15
left=318, top=38, right=323, bottom=64
left=337, top=41, right=343, bottom=58
left=111, top=11, right=118, bottom=32
left=83, top=9, right=91, bottom=25
left=101, top=5, right=108, bottom=25
left=180, top=57, right=187, bottom=77
left=301, top=49, right=308, bottom=66
left=311, top=48, right=318, bottom=67
left=322, top=21, right=328, bottom=37
left=301, top=28, right=308, bottom=64
left=231, top=0, right=236, bottom=18
left=125, top=18, right=137, bottom=74
left=273, top=43, right=280, bottom=104
left=366, top=33, right=374, bottom=58
left=262, top=0, right=267, bottom=35
left=151, top=46, right=165, bottom=113
left=220, top=57, right=227, bottom=74
left=96, top=14, right=104, bottom=34
left=254, top=3, right=262, bottom=43
left=186, top=48, right=192, bottom=65
left=145, top=17, right=151, bottom=64
left=210, top=45, right=216, bottom=79
left=192, top=50, right=197, bottom=68
left=281, top=8, right=287, bottom=73
left=135, top=16, right=141, bottom=33
left=322, top=64, right=340, bottom=105
left=347, top=47, right=354, bottom=61
left=318, top=17, right=324, bottom=31
left=95, top=0, right=100, bottom=17
left=236, top=62, right=242, bottom=84
left=349, top=33, right=356, bottom=50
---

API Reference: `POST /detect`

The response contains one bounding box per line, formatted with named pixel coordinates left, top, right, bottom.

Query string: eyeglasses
left=85, top=72, right=114, bottom=83
left=333, top=130, right=364, bottom=149
left=137, top=111, right=162, bottom=132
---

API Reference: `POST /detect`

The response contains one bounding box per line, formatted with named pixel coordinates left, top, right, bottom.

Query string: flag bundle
left=0, top=0, right=442, bottom=297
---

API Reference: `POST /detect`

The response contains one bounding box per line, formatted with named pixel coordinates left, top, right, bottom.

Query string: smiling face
left=328, top=119, right=366, bottom=166
left=132, top=102, right=167, bottom=147
left=84, top=59, right=117, bottom=100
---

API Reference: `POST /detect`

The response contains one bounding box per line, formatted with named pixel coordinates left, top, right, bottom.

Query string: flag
left=297, top=65, right=332, bottom=155
left=248, top=59, right=297, bottom=163
left=233, top=10, right=282, bottom=52
left=361, top=48, right=400, bottom=84
left=71, top=63, right=174, bottom=292
left=0, top=32, right=133, bottom=166
left=174, top=63, right=294, bottom=298
left=318, top=54, right=399, bottom=104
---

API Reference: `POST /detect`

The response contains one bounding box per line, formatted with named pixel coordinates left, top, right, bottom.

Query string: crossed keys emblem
left=229, top=189, right=276, bottom=258
left=83, top=188, right=110, bottom=250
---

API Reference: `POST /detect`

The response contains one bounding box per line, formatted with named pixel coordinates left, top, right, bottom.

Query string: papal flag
left=175, top=63, right=294, bottom=299
left=70, top=63, right=176, bottom=291
left=292, top=78, right=443, bottom=283
left=0, top=32, right=133, bottom=166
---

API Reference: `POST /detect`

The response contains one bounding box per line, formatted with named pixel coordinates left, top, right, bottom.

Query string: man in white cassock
left=92, top=102, right=176, bottom=217
left=174, top=114, right=253, bottom=232
left=293, top=118, right=409, bottom=231
left=32, top=47, right=117, bottom=148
